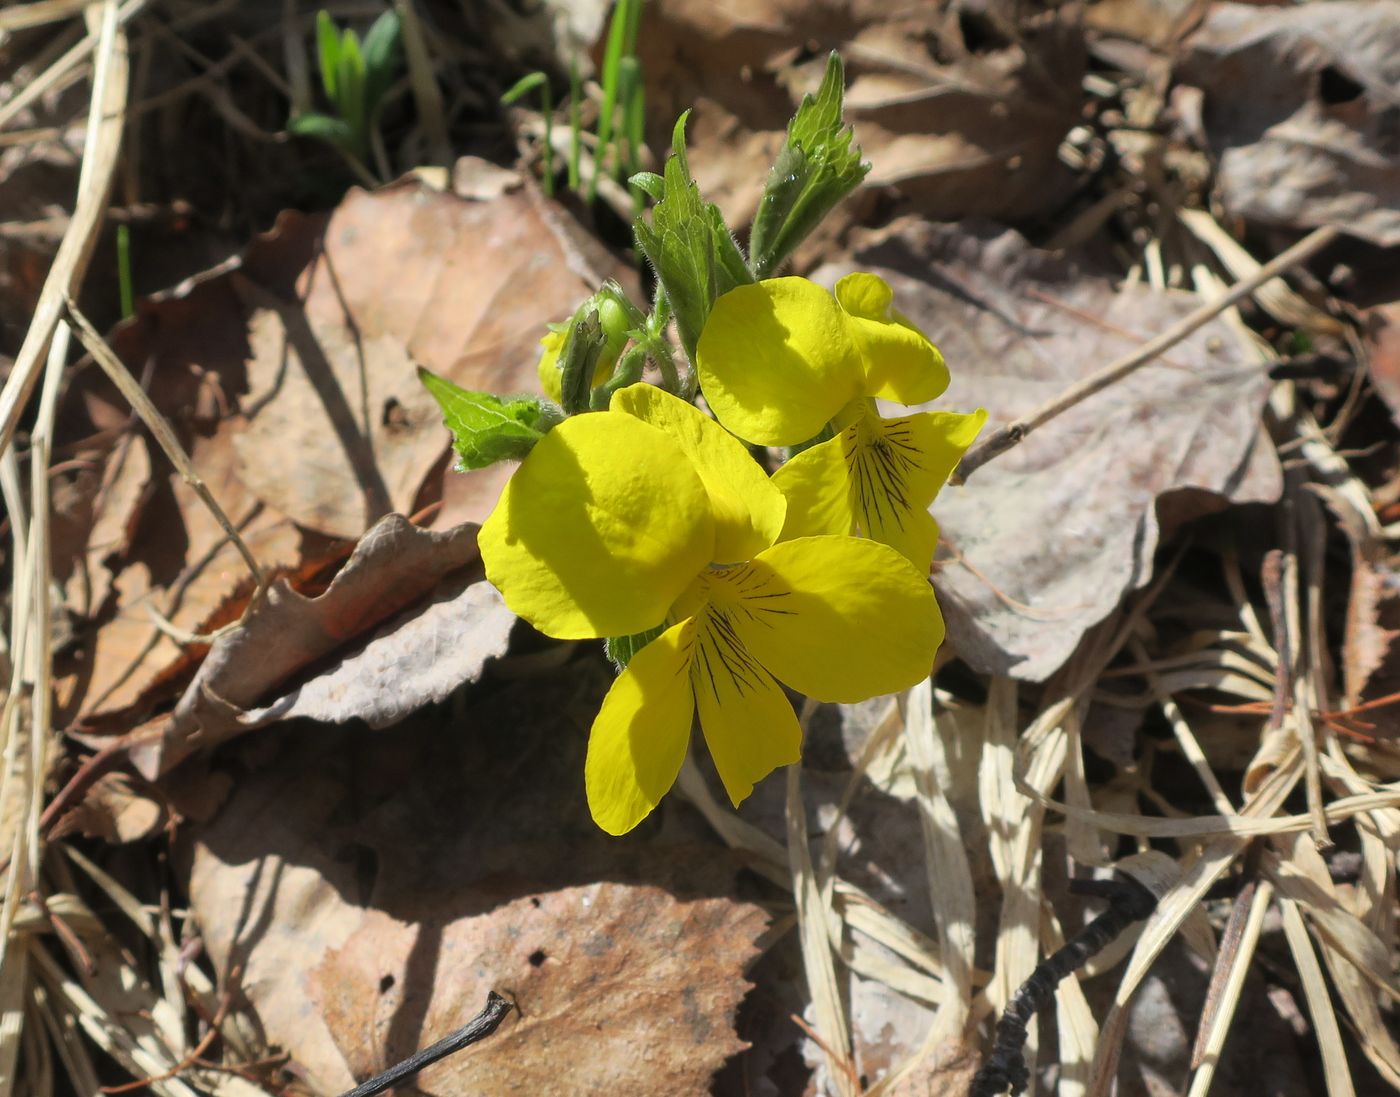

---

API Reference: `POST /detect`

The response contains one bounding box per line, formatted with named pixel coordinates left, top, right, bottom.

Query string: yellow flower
left=479, top=383, right=943, bottom=834
left=697, top=272, right=986, bottom=570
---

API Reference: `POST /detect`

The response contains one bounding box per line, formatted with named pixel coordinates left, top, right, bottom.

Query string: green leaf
left=288, top=111, right=357, bottom=152
left=605, top=623, right=664, bottom=670
left=632, top=113, right=748, bottom=364
left=418, top=367, right=562, bottom=470
left=628, top=171, right=664, bottom=199
left=361, top=9, right=403, bottom=114
left=501, top=71, right=548, bottom=106
left=316, top=10, right=341, bottom=102
left=337, top=28, right=368, bottom=148
left=749, top=52, right=870, bottom=279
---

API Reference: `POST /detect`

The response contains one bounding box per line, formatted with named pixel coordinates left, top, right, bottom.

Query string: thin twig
left=954, top=224, right=1340, bottom=483
left=62, top=297, right=266, bottom=592
left=335, top=992, right=513, bottom=1097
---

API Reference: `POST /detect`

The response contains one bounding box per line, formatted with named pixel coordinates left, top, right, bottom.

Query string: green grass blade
left=116, top=223, right=133, bottom=320
left=588, top=0, right=637, bottom=201
left=316, top=10, right=340, bottom=102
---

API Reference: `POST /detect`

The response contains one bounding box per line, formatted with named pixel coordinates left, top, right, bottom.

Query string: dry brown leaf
left=120, top=514, right=509, bottom=779
left=1177, top=1, right=1400, bottom=246
left=226, top=182, right=630, bottom=537
left=636, top=2, right=1086, bottom=257
left=817, top=220, right=1282, bottom=680
left=185, top=672, right=765, bottom=1096
left=54, top=180, right=627, bottom=726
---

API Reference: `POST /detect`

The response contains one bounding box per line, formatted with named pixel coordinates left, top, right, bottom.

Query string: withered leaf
left=126, top=514, right=508, bottom=778
left=1177, top=1, right=1400, bottom=246
left=185, top=673, right=765, bottom=1096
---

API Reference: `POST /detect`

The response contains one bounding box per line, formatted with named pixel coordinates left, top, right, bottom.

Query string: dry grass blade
left=1086, top=755, right=1303, bottom=1094
left=0, top=0, right=129, bottom=458
left=1280, top=896, right=1357, bottom=1097
left=0, top=0, right=147, bottom=132
left=1177, top=209, right=1343, bottom=334
left=0, top=0, right=92, bottom=31
left=786, top=751, right=857, bottom=1097
left=1040, top=900, right=1097, bottom=1096
left=0, top=8, right=127, bottom=1092
left=29, top=943, right=202, bottom=1097
left=900, top=678, right=976, bottom=1041
left=1185, top=879, right=1273, bottom=1097
left=674, top=757, right=788, bottom=887
left=982, top=697, right=1071, bottom=1093
left=1025, top=783, right=1400, bottom=839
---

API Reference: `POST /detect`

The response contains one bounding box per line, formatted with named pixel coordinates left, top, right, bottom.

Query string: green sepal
left=557, top=308, right=608, bottom=415
left=749, top=52, right=869, bottom=279
left=605, top=623, right=665, bottom=670
left=418, top=367, right=562, bottom=470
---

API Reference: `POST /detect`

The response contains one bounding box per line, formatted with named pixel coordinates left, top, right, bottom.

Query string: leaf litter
left=5, top=2, right=1400, bottom=1097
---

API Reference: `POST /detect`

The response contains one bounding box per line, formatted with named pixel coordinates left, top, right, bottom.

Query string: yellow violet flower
left=479, top=383, right=943, bottom=834
left=697, top=272, right=986, bottom=571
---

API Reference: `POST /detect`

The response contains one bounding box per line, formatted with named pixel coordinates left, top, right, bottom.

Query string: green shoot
left=291, top=8, right=403, bottom=179
left=116, top=224, right=134, bottom=321
left=501, top=72, right=555, bottom=197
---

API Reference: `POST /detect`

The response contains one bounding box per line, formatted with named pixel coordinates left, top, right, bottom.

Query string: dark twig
left=336, top=992, right=513, bottom=1097
left=969, top=875, right=1158, bottom=1097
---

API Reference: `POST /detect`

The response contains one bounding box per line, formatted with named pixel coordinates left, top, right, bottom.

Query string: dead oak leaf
left=1177, top=1, right=1400, bottom=246
left=226, top=181, right=637, bottom=538
left=819, top=220, right=1281, bottom=680
left=124, top=514, right=507, bottom=778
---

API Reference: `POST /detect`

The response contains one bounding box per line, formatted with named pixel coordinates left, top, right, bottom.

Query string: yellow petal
left=536, top=328, right=565, bottom=403
left=480, top=412, right=715, bottom=639
left=718, top=536, right=943, bottom=702
left=835, top=273, right=949, bottom=405
left=846, top=408, right=986, bottom=569
left=586, top=618, right=697, bottom=835
left=697, top=278, right=863, bottom=446
left=691, top=603, right=802, bottom=806
left=771, top=433, right=856, bottom=541
left=611, top=383, right=785, bottom=561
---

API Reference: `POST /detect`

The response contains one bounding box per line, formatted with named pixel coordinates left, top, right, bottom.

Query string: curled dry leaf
left=184, top=669, right=765, bottom=1096
left=818, top=220, right=1281, bottom=680
left=1176, top=1, right=1400, bottom=246
left=637, top=1, right=1085, bottom=254
left=123, top=514, right=512, bottom=779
